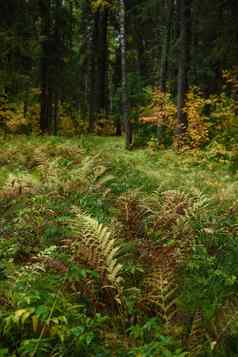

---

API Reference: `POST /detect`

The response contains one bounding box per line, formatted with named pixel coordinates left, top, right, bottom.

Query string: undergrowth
left=0, top=135, right=238, bottom=356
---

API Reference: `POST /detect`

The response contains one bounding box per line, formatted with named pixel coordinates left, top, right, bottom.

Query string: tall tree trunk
left=157, top=0, right=174, bottom=145
left=159, top=0, right=173, bottom=92
left=113, top=47, right=122, bottom=136
left=88, top=11, right=99, bottom=132
left=39, top=0, right=52, bottom=133
left=176, top=0, right=192, bottom=137
left=52, top=0, right=63, bottom=135
left=96, top=8, right=109, bottom=114
left=40, top=53, right=50, bottom=133
left=119, top=0, right=132, bottom=149
left=53, top=92, right=58, bottom=135
left=23, top=91, right=29, bottom=118
left=88, top=7, right=109, bottom=131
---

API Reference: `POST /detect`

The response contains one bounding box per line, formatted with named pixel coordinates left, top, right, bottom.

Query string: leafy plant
left=70, top=209, right=124, bottom=297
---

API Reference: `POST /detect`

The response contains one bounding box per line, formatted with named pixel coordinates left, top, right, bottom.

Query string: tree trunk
left=119, top=0, right=132, bottom=149
left=157, top=0, right=174, bottom=145
left=96, top=8, right=109, bottom=115
left=53, top=92, right=58, bottom=135
left=39, top=0, right=52, bottom=133
left=88, top=11, right=99, bottom=132
left=112, top=47, right=122, bottom=136
left=52, top=0, right=63, bottom=135
left=159, top=0, right=173, bottom=93
left=176, top=0, right=192, bottom=137
left=88, top=7, right=109, bottom=131
left=23, top=91, right=29, bottom=118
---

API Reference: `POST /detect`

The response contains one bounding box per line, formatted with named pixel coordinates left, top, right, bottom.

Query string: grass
left=0, top=134, right=238, bottom=356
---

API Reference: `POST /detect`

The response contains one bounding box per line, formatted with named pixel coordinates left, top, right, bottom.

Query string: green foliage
left=128, top=318, right=188, bottom=356
left=0, top=136, right=238, bottom=356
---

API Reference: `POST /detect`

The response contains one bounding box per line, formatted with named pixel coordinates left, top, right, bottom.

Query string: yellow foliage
left=96, top=115, right=115, bottom=136
left=141, top=86, right=238, bottom=149
left=223, top=66, right=238, bottom=113
left=59, top=113, right=77, bottom=136
left=91, top=0, right=113, bottom=12
left=6, top=113, right=28, bottom=132
left=27, top=104, right=41, bottom=134
left=185, top=88, right=209, bottom=148
left=209, top=93, right=237, bottom=132
left=58, top=106, right=87, bottom=136
left=140, top=88, right=176, bottom=129
left=0, top=99, right=28, bottom=133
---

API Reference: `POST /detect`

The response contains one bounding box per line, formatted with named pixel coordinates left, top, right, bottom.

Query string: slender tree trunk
left=39, top=0, right=52, bottom=133
left=52, top=0, right=63, bottom=135
left=53, top=93, right=58, bottom=135
left=157, top=0, right=174, bottom=145
left=23, top=91, right=29, bottom=118
left=88, top=12, right=98, bottom=132
left=159, top=0, right=173, bottom=92
left=78, top=1, right=90, bottom=120
left=119, top=0, right=132, bottom=149
left=88, top=7, right=109, bottom=131
left=176, top=0, right=192, bottom=137
left=97, top=8, right=109, bottom=114
left=40, top=57, right=50, bottom=133
left=113, top=47, right=122, bottom=136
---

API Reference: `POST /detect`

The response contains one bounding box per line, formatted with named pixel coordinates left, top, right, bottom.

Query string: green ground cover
left=0, top=135, right=238, bottom=356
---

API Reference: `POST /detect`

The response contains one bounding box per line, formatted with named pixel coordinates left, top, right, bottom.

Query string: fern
left=70, top=210, right=124, bottom=294
left=32, top=148, right=50, bottom=168
left=142, top=189, right=210, bottom=262
left=0, top=173, right=39, bottom=198
left=187, top=310, right=207, bottom=356
left=188, top=299, right=238, bottom=355
left=63, top=155, right=114, bottom=194
left=144, top=267, right=178, bottom=324
left=117, top=190, right=148, bottom=240
left=31, top=150, right=113, bottom=195
left=209, top=297, right=238, bottom=353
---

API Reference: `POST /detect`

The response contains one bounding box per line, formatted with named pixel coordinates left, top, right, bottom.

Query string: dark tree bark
left=88, top=7, right=109, bottom=132
left=52, top=0, right=63, bottom=135
left=88, top=11, right=99, bottom=132
left=96, top=8, right=109, bottom=114
left=176, top=0, right=192, bottom=136
left=112, top=46, right=122, bottom=136
left=39, top=0, right=52, bottom=133
left=157, top=0, right=174, bottom=145
left=53, top=92, right=58, bottom=135
left=119, top=0, right=132, bottom=149
left=159, top=0, right=173, bottom=93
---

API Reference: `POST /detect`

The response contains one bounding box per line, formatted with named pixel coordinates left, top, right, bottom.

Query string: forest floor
left=0, top=135, right=238, bottom=356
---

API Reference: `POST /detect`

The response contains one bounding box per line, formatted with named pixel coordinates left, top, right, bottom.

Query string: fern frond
left=117, top=190, right=148, bottom=240
left=209, top=297, right=238, bottom=353
left=187, top=309, right=207, bottom=356
left=33, top=148, right=48, bottom=165
left=0, top=173, right=39, bottom=198
left=184, top=190, right=210, bottom=219
left=63, top=155, right=113, bottom=194
left=70, top=210, right=124, bottom=293
left=144, top=267, right=178, bottom=324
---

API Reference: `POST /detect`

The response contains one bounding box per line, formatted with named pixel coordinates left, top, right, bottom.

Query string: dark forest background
left=1, top=0, right=238, bottom=148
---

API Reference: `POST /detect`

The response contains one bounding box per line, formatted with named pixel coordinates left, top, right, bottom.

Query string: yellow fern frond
left=144, top=268, right=178, bottom=324
left=70, top=210, right=124, bottom=294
